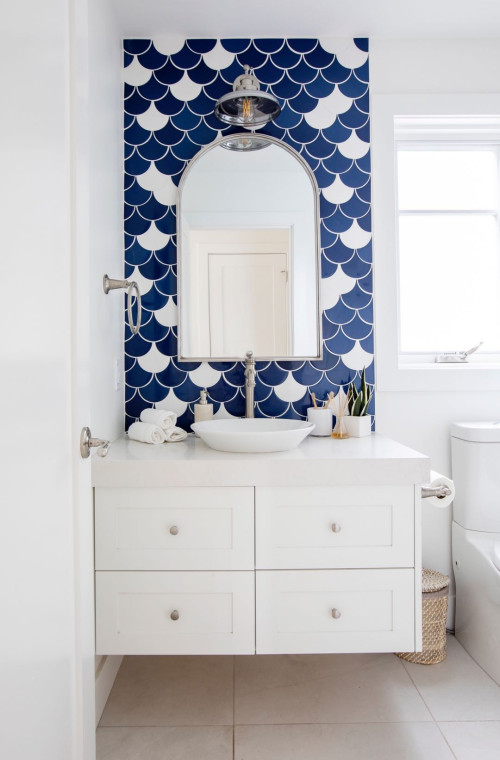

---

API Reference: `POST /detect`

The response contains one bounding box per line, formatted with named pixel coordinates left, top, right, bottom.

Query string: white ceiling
left=113, top=0, right=500, bottom=39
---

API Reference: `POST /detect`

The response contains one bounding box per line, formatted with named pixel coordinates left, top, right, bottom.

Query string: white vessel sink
left=191, top=418, right=315, bottom=453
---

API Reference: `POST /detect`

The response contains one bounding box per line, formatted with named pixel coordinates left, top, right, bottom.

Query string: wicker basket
left=396, top=568, right=450, bottom=665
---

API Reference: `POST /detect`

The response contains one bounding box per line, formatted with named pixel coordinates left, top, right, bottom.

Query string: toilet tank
left=451, top=422, right=500, bottom=532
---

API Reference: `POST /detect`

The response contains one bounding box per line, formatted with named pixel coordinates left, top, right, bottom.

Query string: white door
left=209, top=252, right=289, bottom=356
left=1, top=1, right=123, bottom=758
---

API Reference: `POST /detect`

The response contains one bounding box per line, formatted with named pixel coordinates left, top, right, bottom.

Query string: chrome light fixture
left=214, top=65, right=281, bottom=128
left=220, top=134, right=271, bottom=151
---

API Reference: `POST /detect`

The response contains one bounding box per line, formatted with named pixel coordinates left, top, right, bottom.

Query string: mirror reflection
left=178, top=134, right=321, bottom=360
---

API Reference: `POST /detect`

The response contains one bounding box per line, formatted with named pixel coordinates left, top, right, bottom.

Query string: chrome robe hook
left=103, top=274, right=142, bottom=335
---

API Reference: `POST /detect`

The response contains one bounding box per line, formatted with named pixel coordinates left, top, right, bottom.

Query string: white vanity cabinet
left=93, top=435, right=428, bottom=657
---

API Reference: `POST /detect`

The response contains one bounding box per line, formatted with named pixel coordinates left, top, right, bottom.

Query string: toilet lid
left=492, top=543, right=500, bottom=571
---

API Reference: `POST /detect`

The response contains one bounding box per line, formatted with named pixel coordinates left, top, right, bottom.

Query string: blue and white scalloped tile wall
left=123, top=37, right=374, bottom=431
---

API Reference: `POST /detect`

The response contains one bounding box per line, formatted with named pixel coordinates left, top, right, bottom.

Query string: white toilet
left=451, top=421, right=500, bottom=685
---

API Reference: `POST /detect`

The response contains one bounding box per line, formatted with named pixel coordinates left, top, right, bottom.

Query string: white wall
left=371, top=39, right=500, bottom=626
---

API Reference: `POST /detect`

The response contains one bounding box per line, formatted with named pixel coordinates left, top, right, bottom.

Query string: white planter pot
left=344, top=415, right=372, bottom=438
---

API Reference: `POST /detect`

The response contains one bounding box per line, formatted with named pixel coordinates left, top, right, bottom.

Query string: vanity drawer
left=95, top=487, right=254, bottom=570
left=256, top=569, right=416, bottom=654
left=255, top=486, right=415, bottom=569
left=96, top=570, right=255, bottom=655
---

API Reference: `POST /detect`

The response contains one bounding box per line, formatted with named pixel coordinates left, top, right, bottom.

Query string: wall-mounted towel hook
left=103, top=274, right=142, bottom=335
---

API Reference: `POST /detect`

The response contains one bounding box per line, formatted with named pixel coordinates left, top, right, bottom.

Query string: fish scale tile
left=124, top=37, right=373, bottom=431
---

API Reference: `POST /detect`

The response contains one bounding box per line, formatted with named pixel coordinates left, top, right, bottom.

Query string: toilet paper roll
left=423, top=470, right=455, bottom=508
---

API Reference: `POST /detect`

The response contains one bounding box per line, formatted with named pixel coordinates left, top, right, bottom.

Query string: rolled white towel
left=163, top=426, right=188, bottom=443
left=140, top=408, right=177, bottom=430
left=128, top=421, right=165, bottom=444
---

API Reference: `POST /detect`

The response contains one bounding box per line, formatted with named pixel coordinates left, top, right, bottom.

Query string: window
left=395, top=116, right=500, bottom=361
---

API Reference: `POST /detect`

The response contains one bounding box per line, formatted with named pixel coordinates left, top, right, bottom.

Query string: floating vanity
left=92, top=434, right=429, bottom=657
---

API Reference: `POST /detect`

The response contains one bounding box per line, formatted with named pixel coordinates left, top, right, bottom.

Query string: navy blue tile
left=322, top=59, right=351, bottom=84
left=305, top=74, right=336, bottom=99
left=321, top=255, right=338, bottom=278
left=124, top=83, right=135, bottom=100
left=138, top=75, right=169, bottom=102
left=137, top=135, right=169, bottom=161
left=156, top=268, right=178, bottom=296
left=288, top=59, right=318, bottom=85
left=188, top=120, right=219, bottom=145
left=320, top=194, right=338, bottom=218
left=304, top=44, right=335, bottom=69
left=271, top=73, right=302, bottom=99
left=204, top=73, right=234, bottom=100
left=155, top=121, right=185, bottom=146
left=313, top=162, right=337, bottom=189
left=125, top=391, right=151, bottom=423
left=124, top=40, right=151, bottom=55
left=125, top=239, right=154, bottom=267
left=287, top=88, right=318, bottom=113
left=156, top=361, right=187, bottom=387
left=360, top=334, right=374, bottom=354
left=126, top=363, right=153, bottom=388
left=339, top=73, right=368, bottom=99
left=356, top=90, right=370, bottom=114
left=306, top=134, right=338, bottom=160
left=254, top=376, right=273, bottom=402
left=287, top=39, right=318, bottom=53
left=311, top=346, right=341, bottom=370
left=125, top=90, right=151, bottom=115
left=236, top=44, right=267, bottom=70
left=220, top=58, right=250, bottom=85
left=322, top=148, right=353, bottom=174
left=342, top=315, right=373, bottom=340
left=125, top=180, right=151, bottom=206
left=125, top=120, right=151, bottom=146
left=141, top=375, right=171, bottom=403
left=155, top=59, right=185, bottom=86
left=322, top=208, right=353, bottom=233
left=209, top=376, right=241, bottom=403
left=254, top=38, right=285, bottom=54
left=124, top=52, right=134, bottom=68
left=288, top=120, right=319, bottom=144
left=223, top=364, right=245, bottom=387
left=320, top=225, right=339, bottom=249
left=138, top=195, right=169, bottom=221
left=125, top=332, right=152, bottom=358
left=138, top=44, right=168, bottom=70
left=220, top=39, right=251, bottom=54
left=342, top=283, right=372, bottom=310
left=322, top=120, right=353, bottom=144
left=156, top=330, right=178, bottom=358
left=342, top=254, right=371, bottom=279
left=138, top=254, right=169, bottom=281
left=276, top=360, right=305, bottom=371
left=188, top=58, right=218, bottom=85
left=156, top=90, right=185, bottom=115
left=140, top=286, right=169, bottom=312
left=258, top=363, right=289, bottom=386
left=338, top=102, right=369, bottom=129
left=274, top=103, right=303, bottom=129
left=256, top=58, right=285, bottom=85
left=155, top=239, right=177, bottom=266
left=322, top=316, right=341, bottom=340
left=124, top=209, right=151, bottom=236
left=342, top=162, right=370, bottom=189
left=356, top=122, right=371, bottom=143
left=187, top=39, right=217, bottom=54
left=292, top=362, right=323, bottom=386
left=300, top=150, right=321, bottom=173
left=171, top=43, right=201, bottom=70
left=356, top=151, right=371, bottom=174
left=170, top=134, right=202, bottom=161
left=155, top=151, right=186, bottom=177
left=340, top=193, right=370, bottom=220
left=155, top=208, right=177, bottom=234
left=354, top=38, right=369, bottom=52
left=224, top=393, right=245, bottom=417
left=357, top=240, right=372, bottom=264
left=325, top=299, right=357, bottom=325
left=355, top=59, right=370, bottom=83
left=257, top=391, right=290, bottom=417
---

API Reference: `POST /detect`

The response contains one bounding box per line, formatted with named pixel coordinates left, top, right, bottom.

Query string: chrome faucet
left=244, top=350, right=256, bottom=418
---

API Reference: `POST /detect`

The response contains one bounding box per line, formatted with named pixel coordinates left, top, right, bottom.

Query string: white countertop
left=92, top=433, right=430, bottom=488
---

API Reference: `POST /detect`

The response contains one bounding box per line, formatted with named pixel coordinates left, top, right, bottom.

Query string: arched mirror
left=178, top=133, right=322, bottom=361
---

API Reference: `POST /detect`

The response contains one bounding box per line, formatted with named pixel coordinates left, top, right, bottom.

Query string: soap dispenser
left=194, top=389, right=213, bottom=426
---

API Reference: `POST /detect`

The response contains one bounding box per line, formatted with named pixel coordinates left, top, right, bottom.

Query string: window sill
left=378, top=361, right=500, bottom=392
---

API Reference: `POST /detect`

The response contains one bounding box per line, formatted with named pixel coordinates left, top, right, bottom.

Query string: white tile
left=438, top=722, right=500, bottom=760
left=99, top=656, right=233, bottom=727
left=401, top=635, right=500, bottom=721
left=235, top=723, right=455, bottom=760
left=234, top=653, right=432, bottom=724
left=96, top=726, right=233, bottom=760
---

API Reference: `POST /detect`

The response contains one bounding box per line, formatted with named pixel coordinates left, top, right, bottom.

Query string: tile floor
left=97, top=635, right=500, bottom=759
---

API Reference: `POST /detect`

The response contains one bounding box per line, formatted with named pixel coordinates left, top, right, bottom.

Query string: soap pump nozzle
left=199, top=389, right=208, bottom=404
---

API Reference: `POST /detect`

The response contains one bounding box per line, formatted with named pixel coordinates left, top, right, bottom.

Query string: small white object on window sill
left=435, top=341, right=483, bottom=363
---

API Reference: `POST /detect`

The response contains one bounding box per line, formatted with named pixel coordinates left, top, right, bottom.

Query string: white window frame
left=372, top=93, right=500, bottom=391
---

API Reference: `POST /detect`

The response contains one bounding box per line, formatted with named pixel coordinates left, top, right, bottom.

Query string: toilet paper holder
left=421, top=485, right=452, bottom=499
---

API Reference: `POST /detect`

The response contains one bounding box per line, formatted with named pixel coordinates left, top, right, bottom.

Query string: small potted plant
left=344, top=368, right=372, bottom=438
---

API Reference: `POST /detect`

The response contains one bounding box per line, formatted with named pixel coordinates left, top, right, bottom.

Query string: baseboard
left=95, top=655, right=123, bottom=726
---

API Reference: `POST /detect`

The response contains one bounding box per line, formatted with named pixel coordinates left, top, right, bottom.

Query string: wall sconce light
left=214, top=65, right=281, bottom=128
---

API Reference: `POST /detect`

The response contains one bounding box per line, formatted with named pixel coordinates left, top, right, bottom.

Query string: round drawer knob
left=170, top=610, right=180, bottom=621
left=331, top=523, right=342, bottom=533
left=331, top=608, right=341, bottom=619
left=169, top=525, right=179, bottom=535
